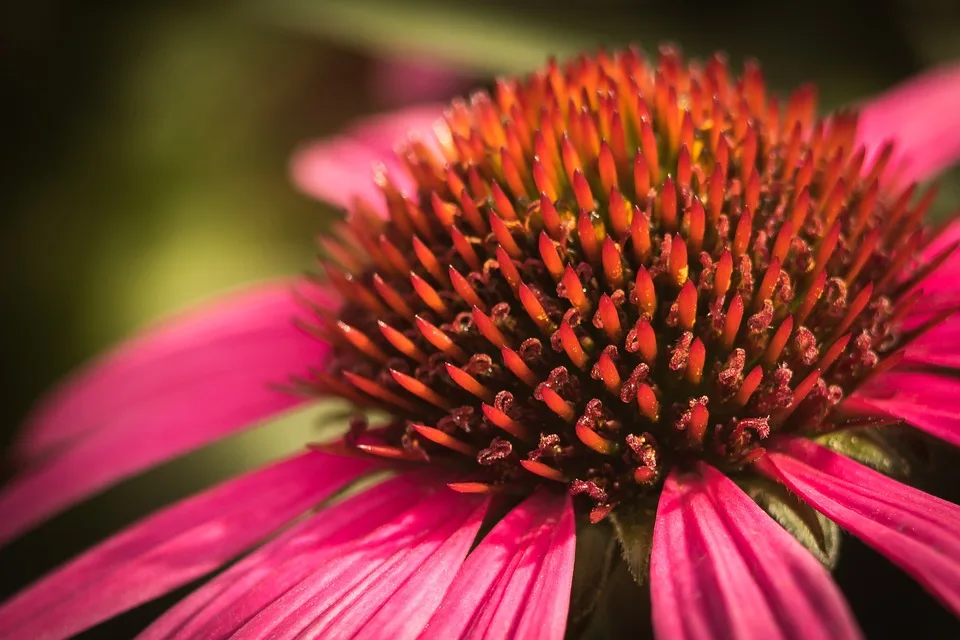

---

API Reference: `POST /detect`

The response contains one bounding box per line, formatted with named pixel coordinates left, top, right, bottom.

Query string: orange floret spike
left=410, top=272, right=448, bottom=315
left=533, top=158, right=559, bottom=202
left=343, top=371, right=418, bottom=412
left=637, top=383, right=660, bottom=421
left=373, top=273, right=414, bottom=319
left=687, top=401, right=709, bottom=446
left=502, top=347, right=540, bottom=387
left=594, top=349, right=622, bottom=395
left=677, top=280, right=698, bottom=331
left=413, top=424, right=477, bottom=456
left=412, top=236, right=447, bottom=285
left=539, top=194, right=563, bottom=239
left=597, top=294, right=623, bottom=342
left=732, top=210, right=753, bottom=258
left=473, top=307, right=510, bottom=349
left=819, top=333, right=852, bottom=373
left=669, top=235, right=689, bottom=286
left=450, top=226, right=481, bottom=271
left=685, top=198, right=706, bottom=254
left=490, top=181, right=518, bottom=221
left=481, top=403, right=534, bottom=441
left=795, top=269, right=827, bottom=326
left=497, top=246, right=523, bottom=292
left=770, top=221, right=793, bottom=265
left=602, top=236, right=625, bottom=289
left=558, top=321, right=589, bottom=369
left=445, top=363, right=495, bottom=403
left=755, top=258, right=781, bottom=309
left=686, top=338, right=706, bottom=385
left=639, top=119, right=660, bottom=185
left=829, top=283, right=873, bottom=343
left=598, top=141, right=619, bottom=194
left=539, top=232, right=565, bottom=281
left=634, top=150, right=651, bottom=198
left=378, top=320, right=428, bottom=363
left=520, top=460, right=568, bottom=483
left=415, top=315, right=468, bottom=361
left=608, top=187, right=631, bottom=239
left=392, top=370, right=455, bottom=410
left=630, top=206, right=652, bottom=263
left=578, top=210, right=603, bottom=266
left=573, top=169, right=595, bottom=212
left=660, top=175, right=678, bottom=231
left=721, top=294, right=744, bottom=351
left=763, top=316, right=794, bottom=366
left=449, top=266, right=486, bottom=311
left=490, top=213, right=523, bottom=260
left=337, top=321, right=388, bottom=363
left=540, top=385, right=576, bottom=422
left=576, top=423, right=619, bottom=455
left=734, top=366, right=763, bottom=406
left=714, top=251, right=734, bottom=297
left=562, top=265, right=592, bottom=314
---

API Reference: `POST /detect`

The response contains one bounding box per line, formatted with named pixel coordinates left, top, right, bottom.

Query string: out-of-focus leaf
left=568, top=519, right=618, bottom=631
left=258, top=0, right=604, bottom=73
left=738, top=475, right=843, bottom=569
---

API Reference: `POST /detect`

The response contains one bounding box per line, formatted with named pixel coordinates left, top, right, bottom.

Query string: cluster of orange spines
left=300, top=46, right=946, bottom=519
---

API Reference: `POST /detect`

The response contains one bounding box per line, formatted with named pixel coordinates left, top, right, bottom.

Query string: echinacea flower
left=2, top=46, right=960, bottom=640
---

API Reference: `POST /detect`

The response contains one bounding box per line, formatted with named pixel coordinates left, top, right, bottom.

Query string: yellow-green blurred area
left=1, top=0, right=959, bottom=636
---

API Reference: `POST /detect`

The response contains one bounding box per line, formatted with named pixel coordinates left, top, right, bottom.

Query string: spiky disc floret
left=303, top=46, right=947, bottom=520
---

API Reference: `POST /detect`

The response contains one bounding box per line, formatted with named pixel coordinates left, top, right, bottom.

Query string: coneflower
left=1, top=46, right=960, bottom=640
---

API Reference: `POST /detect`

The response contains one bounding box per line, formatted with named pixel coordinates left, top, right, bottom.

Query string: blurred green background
left=1, top=0, right=958, bottom=637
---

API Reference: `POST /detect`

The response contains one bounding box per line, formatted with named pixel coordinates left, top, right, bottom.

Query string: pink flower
left=2, top=48, right=960, bottom=640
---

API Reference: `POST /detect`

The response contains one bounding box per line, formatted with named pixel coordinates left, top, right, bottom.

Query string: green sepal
left=815, top=427, right=912, bottom=479
left=566, top=519, right=618, bottom=631
left=738, top=475, right=843, bottom=569
left=609, top=504, right=657, bottom=584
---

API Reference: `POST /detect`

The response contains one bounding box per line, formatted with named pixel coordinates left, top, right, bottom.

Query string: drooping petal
left=229, top=483, right=487, bottom=640
left=759, top=437, right=960, bottom=616
left=0, top=281, right=331, bottom=544
left=853, top=370, right=960, bottom=447
left=650, top=463, right=861, bottom=640
left=897, top=219, right=960, bottom=331
left=141, top=472, right=450, bottom=640
left=371, top=55, right=469, bottom=106
left=291, top=105, right=446, bottom=212
left=0, top=451, right=373, bottom=640
left=420, top=490, right=576, bottom=640
left=903, top=316, right=960, bottom=369
left=856, top=63, right=960, bottom=186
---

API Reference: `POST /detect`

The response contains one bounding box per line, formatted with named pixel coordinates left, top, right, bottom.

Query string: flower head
left=316, top=46, right=938, bottom=524
left=2, top=46, right=960, bottom=640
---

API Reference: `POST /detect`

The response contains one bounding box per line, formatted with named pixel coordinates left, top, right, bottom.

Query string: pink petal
left=920, top=218, right=960, bottom=265
left=0, top=281, right=331, bottom=544
left=856, top=63, right=960, bottom=186
left=650, top=463, right=860, bottom=640
left=371, top=55, right=469, bottom=106
left=897, top=219, right=960, bottom=331
left=420, top=490, right=576, bottom=640
left=903, top=316, right=960, bottom=369
left=0, top=451, right=373, bottom=640
left=230, top=483, right=487, bottom=640
left=853, top=370, right=960, bottom=447
left=141, top=472, right=451, bottom=640
left=758, top=438, right=960, bottom=616
left=291, top=105, right=446, bottom=212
